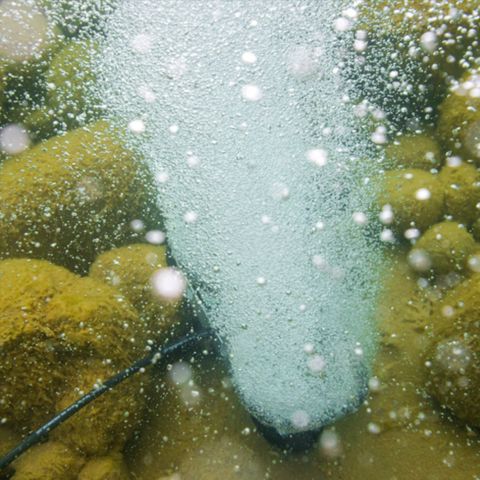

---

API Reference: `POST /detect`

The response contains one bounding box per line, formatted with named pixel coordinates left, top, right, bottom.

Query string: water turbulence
left=97, top=0, right=381, bottom=436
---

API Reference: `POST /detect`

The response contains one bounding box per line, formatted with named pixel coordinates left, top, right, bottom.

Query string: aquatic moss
left=78, top=453, right=130, bottom=480
left=437, top=71, right=480, bottom=163
left=377, top=169, right=444, bottom=233
left=89, top=244, right=180, bottom=339
left=385, top=134, right=442, bottom=171
left=0, top=121, right=158, bottom=274
left=0, top=258, right=148, bottom=455
left=439, top=162, right=480, bottom=225
left=11, top=441, right=84, bottom=480
left=412, top=221, right=476, bottom=275
left=425, top=274, right=480, bottom=426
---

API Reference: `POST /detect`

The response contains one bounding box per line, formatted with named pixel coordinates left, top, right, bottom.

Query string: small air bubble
left=291, top=410, right=310, bottom=430
left=0, top=124, right=30, bottom=155
left=130, top=219, right=145, bottom=232
left=131, top=33, right=153, bottom=53
left=467, top=254, right=480, bottom=273
left=241, top=51, right=257, bottom=64
left=352, top=211, right=368, bottom=225
left=241, top=84, right=263, bottom=101
left=408, top=249, right=432, bottom=272
left=333, top=17, right=351, bottom=32
left=145, top=230, right=165, bottom=245
left=307, top=354, right=326, bottom=373
left=367, top=422, right=381, bottom=434
left=128, top=119, right=146, bottom=134
left=306, top=148, right=328, bottom=167
left=415, top=188, right=431, bottom=201
left=184, top=211, right=198, bottom=223
left=151, top=267, right=186, bottom=301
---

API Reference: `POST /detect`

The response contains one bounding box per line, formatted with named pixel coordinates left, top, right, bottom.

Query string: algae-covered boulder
left=44, top=39, right=99, bottom=134
left=439, top=162, right=480, bottom=226
left=377, top=169, right=444, bottom=233
left=385, top=134, right=442, bottom=171
left=0, top=0, right=64, bottom=129
left=52, top=358, right=146, bottom=456
left=425, top=274, right=480, bottom=426
left=353, top=1, right=479, bottom=127
left=0, top=0, right=61, bottom=75
left=78, top=453, right=130, bottom=480
left=412, top=222, right=476, bottom=275
left=89, top=244, right=180, bottom=339
left=23, top=38, right=99, bottom=142
left=437, top=72, right=480, bottom=163
left=0, top=258, right=148, bottom=455
left=472, top=217, right=480, bottom=242
left=0, top=121, right=157, bottom=273
left=11, top=441, right=84, bottom=480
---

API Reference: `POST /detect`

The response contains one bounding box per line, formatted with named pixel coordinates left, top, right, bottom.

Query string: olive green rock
left=0, top=121, right=157, bottom=273
left=11, top=441, right=85, bottom=480
left=413, top=221, right=476, bottom=275
left=0, top=258, right=148, bottom=456
left=437, top=71, right=480, bottom=163
left=0, top=0, right=64, bottom=129
left=377, top=169, right=444, bottom=234
left=425, top=274, right=480, bottom=426
left=78, top=453, right=130, bottom=480
left=44, top=39, right=99, bottom=134
left=385, top=134, right=442, bottom=171
left=439, top=162, right=480, bottom=225
left=90, top=244, right=180, bottom=339
left=354, top=1, right=479, bottom=128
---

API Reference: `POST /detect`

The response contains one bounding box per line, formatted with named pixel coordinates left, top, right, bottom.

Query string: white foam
left=96, top=0, right=382, bottom=434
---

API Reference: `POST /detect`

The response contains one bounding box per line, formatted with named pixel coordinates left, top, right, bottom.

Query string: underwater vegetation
left=0, top=0, right=480, bottom=479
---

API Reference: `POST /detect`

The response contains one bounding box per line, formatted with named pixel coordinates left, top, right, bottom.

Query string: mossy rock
left=354, top=1, right=480, bottom=128
left=377, top=169, right=444, bottom=234
left=437, top=71, right=480, bottom=163
left=385, top=134, right=442, bottom=170
left=0, top=0, right=65, bottom=128
left=11, top=441, right=85, bottom=480
left=412, top=221, right=476, bottom=275
left=51, top=358, right=147, bottom=456
left=439, top=162, right=480, bottom=225
left=425, top=274, right=480, bottom=426
left=0, top=258, right=147, bottom=453
left=17, top=39, right=99, bottom=143
left=78, top=453, right=130, bottom=480
left=359, top=1, right=479, bottom=80
left=0, top=121, right=158, bottom=274
left=89, top=244, right=180, bottom=339
left=44, top=39, right=99, bottom=135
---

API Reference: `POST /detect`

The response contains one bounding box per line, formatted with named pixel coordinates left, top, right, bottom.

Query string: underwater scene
left=1, top=0, right=480, bottom=478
